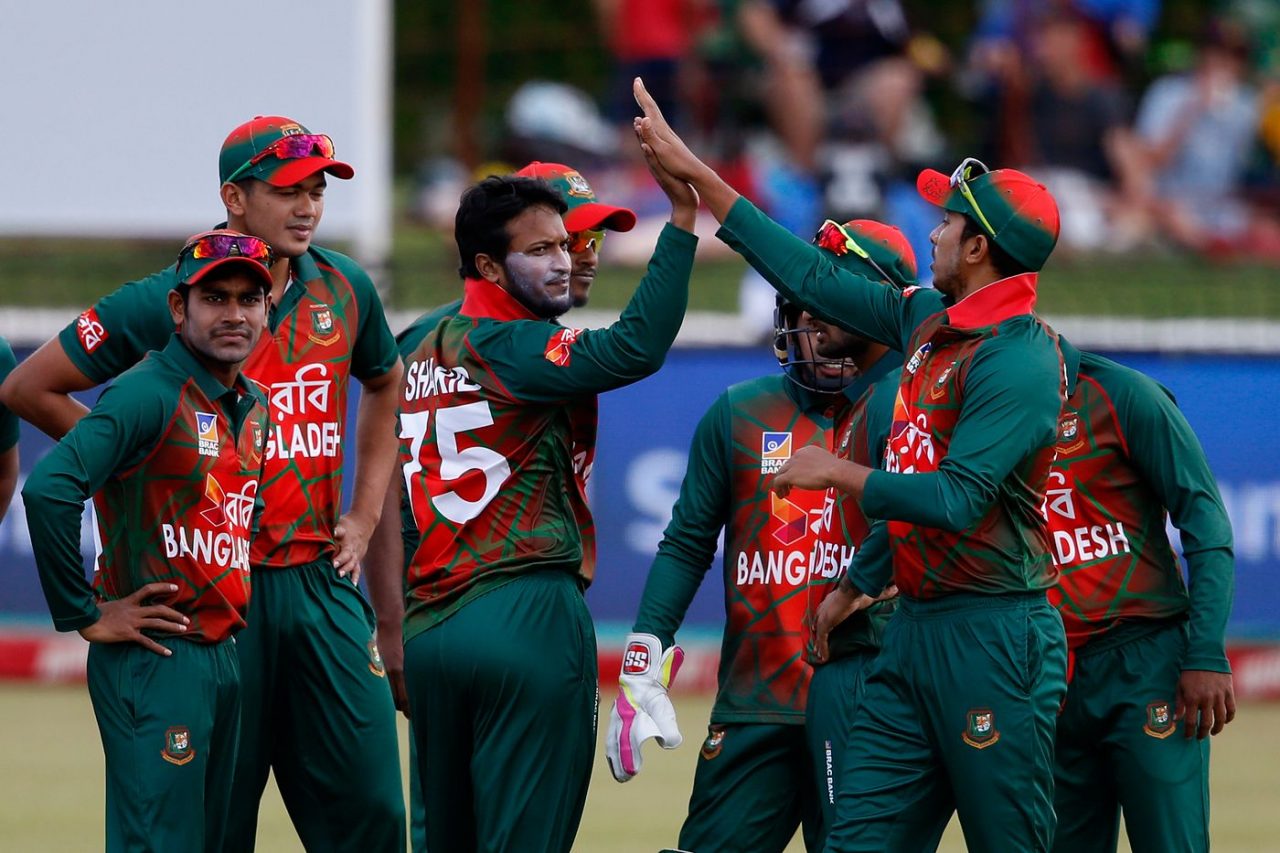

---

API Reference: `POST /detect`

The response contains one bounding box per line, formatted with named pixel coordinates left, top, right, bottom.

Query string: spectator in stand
left=1110, top=20, right=1264, bottom=255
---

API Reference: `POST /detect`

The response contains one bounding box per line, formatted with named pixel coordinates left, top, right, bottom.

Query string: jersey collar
left=461, top=277, right=541, bottom=322
left=162, top=334, right=258, bottom=404
left=945, top=272, right=1039, bottom=330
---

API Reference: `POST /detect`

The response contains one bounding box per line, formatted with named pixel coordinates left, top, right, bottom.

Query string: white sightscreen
left=0, top=0, right=392, bottom=262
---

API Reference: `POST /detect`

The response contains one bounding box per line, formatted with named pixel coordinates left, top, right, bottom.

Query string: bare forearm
left=349, top=365, right=404, bottom=525
left=0, top=448, right=17, bottom=520
left=829, top=459, right=873, bottom=500
left=366, top=471, right=407, bottom=629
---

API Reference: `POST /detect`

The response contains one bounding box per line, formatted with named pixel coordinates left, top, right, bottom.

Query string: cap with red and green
left=219, top=115, right=354, bottom=187
left=514, top=162, right=636, bottom=233
left=175, top=229, right=274, bottom=291
left=916, top=165, right=1059, bottom=271
left=815, top=219, right=918, bottom=288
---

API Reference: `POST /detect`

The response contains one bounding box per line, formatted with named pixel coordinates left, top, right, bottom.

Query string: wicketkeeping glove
left=605, top=632, right=685, bottom=782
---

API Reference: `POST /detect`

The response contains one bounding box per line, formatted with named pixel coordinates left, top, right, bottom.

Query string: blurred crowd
left=415, top=0, right=1280, bottom=296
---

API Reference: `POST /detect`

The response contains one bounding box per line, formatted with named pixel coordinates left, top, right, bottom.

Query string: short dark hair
left=961, top=216, right=1029, bottom=279
left=454, top=176, right=568, bottom=279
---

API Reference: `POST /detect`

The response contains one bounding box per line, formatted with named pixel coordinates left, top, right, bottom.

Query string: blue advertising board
left=2, top=347, right=1278, bottom=638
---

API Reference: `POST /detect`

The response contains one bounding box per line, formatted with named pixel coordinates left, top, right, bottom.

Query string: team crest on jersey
left=1058, top=414, right=1084, bottom=454
left=161, top=726, right=195, bottom=765
left=760, top=432, right=792, bottom=473
left=195, top=411, right=219, bottom=457
left=545, top=328, right=582, bottom=366
left=1144, top=701, right=1176, bottom=738
left=700, top=726, right=726, bottom=760
left=962, top=709, right=1000, bottom=749
left=308, top=304, right=340, bottom=346
left=75, top=308, right=109, bottom=353
left=904, top=342, right=932, bottom=375
left=367, top=639, right=386, bottom=677
left=563, top=170, right=593, bottom=198
left=769, top=493, right=808, bottom=547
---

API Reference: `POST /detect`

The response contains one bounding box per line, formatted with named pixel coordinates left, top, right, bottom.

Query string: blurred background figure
left=1109, top=18, right=1278, bottom=257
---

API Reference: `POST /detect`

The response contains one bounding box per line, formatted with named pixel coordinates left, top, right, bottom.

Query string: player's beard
left=503, top=255, right=572, bottom=319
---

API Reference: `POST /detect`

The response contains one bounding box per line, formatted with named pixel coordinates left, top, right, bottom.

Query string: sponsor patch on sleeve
left=544, top=328, right=582, bottom=367
left=76, top=308, right=109, bottom=353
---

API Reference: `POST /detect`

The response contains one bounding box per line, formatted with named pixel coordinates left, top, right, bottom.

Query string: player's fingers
left=1197, top=699, right=1214, bottom=740
left=1224, top=688, right=1237, bottom=724
left=135, top=633, right=173, bottom=657
left=141, top=605, right=190, bottom=626
left=139, top=617, right=188, bottom=634
left=1211, top=694, right=1228, bottom=736
left=130, top=582, right=180, bottom=602
left=348, top=563, right=363, bottom=585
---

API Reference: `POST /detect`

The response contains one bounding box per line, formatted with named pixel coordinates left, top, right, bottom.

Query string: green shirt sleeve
left=0, top=338, right=18, bottom=452
left=474, top=223, right=697, bottom=403
left=57, top=271, right=177, bottom=383
left=1113, top=369, right=1235, bottom=672
left=632, top=392, right=731, bottom=648
left=861, top=330, right=1061, bottom=531
left=336, top=254, right=400, bottom=382
left=716, top=198, right=943, bottom=351
left=21, top=374, right=171, bottom=631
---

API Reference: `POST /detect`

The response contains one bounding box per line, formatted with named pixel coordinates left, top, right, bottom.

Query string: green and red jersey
left=632, top=375, right=842, bottom=723
left=24, top=336, right=269, bottom=642
left=57, top=244, right=399, bottom=570
left=1046, top=342, right=1233, bottom=670
left=716, top=197, right=1066, bottom=600
left=807, top=352, right=901, bottom=663
left=396, top=298, right=462, bottom=566
left=402, top=224, right=696, bottom=640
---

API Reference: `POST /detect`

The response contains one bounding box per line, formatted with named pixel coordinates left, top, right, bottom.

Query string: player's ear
left=168, top=287, right=187, bottom=326
left=221, top=181, right=248, bottom=217
left=474, top=253, right=504, bottom=285
left=964, top=232, right=989, bottom=267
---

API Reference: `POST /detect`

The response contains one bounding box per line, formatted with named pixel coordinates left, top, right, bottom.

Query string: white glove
left=605, top=632, right=685, bottom=782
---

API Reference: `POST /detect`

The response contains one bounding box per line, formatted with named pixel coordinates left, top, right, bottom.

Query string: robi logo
left=622, top=643, right=651, bottom=674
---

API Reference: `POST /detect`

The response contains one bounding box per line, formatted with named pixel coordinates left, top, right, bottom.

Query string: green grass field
left=1, top=685, right=1276, bottom=851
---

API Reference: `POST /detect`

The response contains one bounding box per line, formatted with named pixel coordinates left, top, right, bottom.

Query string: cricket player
left=23, top=231, right=272, bottom=852
left=633, top=79, right=1069, bottom=852
left=0, top=336, right=17, bottom=521
left=364, top=160, right=638, bottom=853
left=1048, top=337, right=1235, bottom=852
left=400, top=157, right=697, bottom=852
left=0, top=116, right=407, bottom=851
left=604, top=217, right=914, bottom=853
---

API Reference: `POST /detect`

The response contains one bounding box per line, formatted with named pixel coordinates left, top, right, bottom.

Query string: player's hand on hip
left=606, top=632, right=685, bottom=782
left=333, top=511, right=375, bottom=583
left=1176, top=669, right=1237, bottom=739
left=78, top=582, right=189, bottom=656
left=810, top=581, right=873, bottom=664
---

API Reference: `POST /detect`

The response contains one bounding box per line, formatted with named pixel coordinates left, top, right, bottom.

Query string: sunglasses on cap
left=180, top=233, right=276, bottom=268
left=224, top=133, right=337, bottom=183
left=949, top=157, right=997, bottom=238
left=814, top=220, right=894, bottom=284
left=568, top=229, right=606, bottom=255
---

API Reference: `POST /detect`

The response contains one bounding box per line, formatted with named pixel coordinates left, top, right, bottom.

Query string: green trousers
left=87, top=637, right=240, bottom=853
left=825, top=592, right=1067, bottom=853
left=409, top=729, right=426, bottom=852
left=226, top=561, right=405, bottom=852
left=677, top=721, right=821, bottom=853
left=404, top=570, right=598, bottom=853
left=805, top=650, right=875, bottom=847
left=1053, top=620, right=1210, bottom=853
